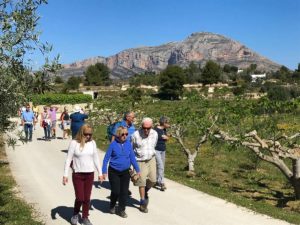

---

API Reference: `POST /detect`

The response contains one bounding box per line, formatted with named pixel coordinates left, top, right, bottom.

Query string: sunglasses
left=121, top=133, right=129, bottom=137
left=142, top=127, right=151, bottom=131
left=84, top=133, right=93, bottom=137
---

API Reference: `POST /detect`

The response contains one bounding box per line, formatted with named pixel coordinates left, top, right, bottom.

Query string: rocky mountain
left=59, top=32, right=281, bottom=79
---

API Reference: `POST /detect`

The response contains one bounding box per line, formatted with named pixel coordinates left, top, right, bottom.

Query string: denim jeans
left=43, top=124, right=51, bottom=139
left=24, top=124, right=33, bottom=141
left=155, top=150, right=166, bottom=184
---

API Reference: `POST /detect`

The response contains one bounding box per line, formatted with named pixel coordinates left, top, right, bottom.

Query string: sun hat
left=73, top=105, right=81, bottom=113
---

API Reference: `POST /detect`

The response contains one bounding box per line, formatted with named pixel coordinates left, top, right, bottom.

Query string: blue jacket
left=70, top=112, right=88, bottom=137
left=112, top=120, right=136, bottom=141
left=102, top=139, right=140, bottom=174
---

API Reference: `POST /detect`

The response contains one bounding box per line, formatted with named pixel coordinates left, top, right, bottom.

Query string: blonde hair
left=75, top=124, right=93, bottom=149
left=115, top=126, right=127, bottom=138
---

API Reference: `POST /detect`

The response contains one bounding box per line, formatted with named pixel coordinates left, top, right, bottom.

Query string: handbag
left=42, top=120, right=48, bottom=128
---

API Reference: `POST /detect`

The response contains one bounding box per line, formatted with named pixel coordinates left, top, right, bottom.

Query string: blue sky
left=33, top=0, right=300, bottom=70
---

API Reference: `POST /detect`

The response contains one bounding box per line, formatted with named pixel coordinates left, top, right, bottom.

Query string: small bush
left=30, top=94, right=92, bottom=105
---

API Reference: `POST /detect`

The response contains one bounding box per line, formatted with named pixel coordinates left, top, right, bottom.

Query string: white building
left=251, top=73, right=266, bottom=82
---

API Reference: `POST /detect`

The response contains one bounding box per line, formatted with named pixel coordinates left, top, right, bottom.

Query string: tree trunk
left=188, top=152, right=197, bottom=172
left=292, top=158, right=300, bottom=199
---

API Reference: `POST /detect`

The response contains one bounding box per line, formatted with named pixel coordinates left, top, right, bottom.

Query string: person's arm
left=62, top=141, right=76, bottom=184
left=92, top=141, right=102, bottom=176
left=102, top=142, right=114, bottom=179
left=129, top=143, right=140, bottom=173
left=21, top=113, right=25, bottom=126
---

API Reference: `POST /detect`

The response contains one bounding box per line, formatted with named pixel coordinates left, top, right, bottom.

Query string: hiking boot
left=70, top=214, right=79, bottom=225
left=139, top=204, right=148, bottom=213
left=82, top=218, right=93, bottom=225
left=109, top=206, right=116, bottom=214
left=118, top=210, right=128, bottom=218
left=161, top=183, right=167, bottom=191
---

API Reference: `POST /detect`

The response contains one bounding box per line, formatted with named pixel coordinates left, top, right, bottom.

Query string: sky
left=32, top=0, right=300, bottom=70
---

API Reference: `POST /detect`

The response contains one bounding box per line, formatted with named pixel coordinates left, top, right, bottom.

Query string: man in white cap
left=131, top=117, right=158, bottom=213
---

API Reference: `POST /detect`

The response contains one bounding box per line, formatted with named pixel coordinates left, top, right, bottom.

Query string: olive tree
left=213, top=98, right=300, bottom=199
left=0, top=0, right=59, bottom=140
left=168, top=98, right=218, bottom=176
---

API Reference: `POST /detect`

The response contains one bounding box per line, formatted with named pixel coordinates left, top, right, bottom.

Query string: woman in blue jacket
left=102, top=126, right=140, bottom=218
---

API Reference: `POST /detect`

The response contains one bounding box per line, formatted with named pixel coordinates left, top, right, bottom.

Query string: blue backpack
left=107, top=121, right=122, bottom=141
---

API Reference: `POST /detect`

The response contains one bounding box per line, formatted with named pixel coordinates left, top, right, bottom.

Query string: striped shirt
left=132, top=129, right=158, bottom=161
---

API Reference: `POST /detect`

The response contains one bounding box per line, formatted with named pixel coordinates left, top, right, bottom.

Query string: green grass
left=165, top=142, right=300, bottom=224
left=0, top=137, right=44, bottom=225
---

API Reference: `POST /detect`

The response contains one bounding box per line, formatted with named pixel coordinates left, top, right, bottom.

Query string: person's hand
left=62, top=176, right=68, bottom=185
left=98, top=175, right=104, bottom=183
left=102, top=174, right=107, bottom=181
left=162, top=135, right=169, bottom=140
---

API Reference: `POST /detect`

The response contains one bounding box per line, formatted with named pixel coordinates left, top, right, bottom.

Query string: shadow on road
left=94, top=181, right=110, bottom=190
left=51, top=206, right=74, bottom=223
left=90, top=199, right=110, bottom=213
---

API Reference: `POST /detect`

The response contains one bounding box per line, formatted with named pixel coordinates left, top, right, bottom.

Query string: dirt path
left=6, top=125, right=292, bottom=225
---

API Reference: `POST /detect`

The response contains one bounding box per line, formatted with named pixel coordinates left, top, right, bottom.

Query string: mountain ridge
left=59, top=32, right=281, bottom=79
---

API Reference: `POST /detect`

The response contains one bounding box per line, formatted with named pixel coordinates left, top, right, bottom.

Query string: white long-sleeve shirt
left=132, top=129, right=158, bottom=161
left=63, top=140, right=102, bottom=177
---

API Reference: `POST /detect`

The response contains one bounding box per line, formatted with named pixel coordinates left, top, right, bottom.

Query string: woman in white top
left=63, top=124, right=103, bottom=225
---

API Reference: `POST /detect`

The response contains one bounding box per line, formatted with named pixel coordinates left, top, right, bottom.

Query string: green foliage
left=184, top=62, right=202, bottom=83
left=129, top=71, right=159, bottom=86
left=30, top=94, right=92, bottom=105
left=159, top=65, right=185, bottom=100
left=54, top=76, right=64, bottom=84
left=223, top=64, right=238, bottom=73
left=0, top=0, right=60, bottom=132
left=65, top=76, right=81, bottom=90
left=201, top=60, right=222, bottom=84
left=123, top=87, right=143, bottom=106
left=84, top=63, right=111, bottom=86
left=267, top=86, right=292, bottom=101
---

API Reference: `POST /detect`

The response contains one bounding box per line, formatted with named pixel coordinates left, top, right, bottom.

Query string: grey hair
left=141, top=117, right=153, bottom=126
left=159, top=116, right=169, bottom=125
left=124, top=111, right=134, bottom=120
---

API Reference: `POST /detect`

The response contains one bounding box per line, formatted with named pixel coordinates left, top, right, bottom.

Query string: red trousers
left=72, top=172, right=94, bottom=218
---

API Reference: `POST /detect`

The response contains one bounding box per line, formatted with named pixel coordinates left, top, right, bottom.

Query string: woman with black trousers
left=102, top=126, right=140, bottom=218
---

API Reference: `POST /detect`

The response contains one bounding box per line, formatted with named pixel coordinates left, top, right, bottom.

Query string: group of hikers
left=62, top=111, right=170, bottom=225
left=18, top=104, right=88, bottom=142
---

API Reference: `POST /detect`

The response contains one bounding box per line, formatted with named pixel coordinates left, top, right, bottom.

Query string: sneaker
left=118, top=210, right=128, bottom=218
left=82, top=218, right=93, bottom=225
left=70, top=214, right=78, bottom=225
left=109, top=206, right=116, bottom=214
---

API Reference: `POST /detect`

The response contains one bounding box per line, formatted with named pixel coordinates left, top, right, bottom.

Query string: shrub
left=30, top=94, right=92, bottom=105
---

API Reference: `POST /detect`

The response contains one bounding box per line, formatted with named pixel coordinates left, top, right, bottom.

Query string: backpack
left=107, top=121, right=122, bottom=142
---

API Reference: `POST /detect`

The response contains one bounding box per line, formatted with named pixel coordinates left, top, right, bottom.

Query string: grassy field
left=92, top=97, right=300, bottom=224
left=0, top=136, right=44, bottom=225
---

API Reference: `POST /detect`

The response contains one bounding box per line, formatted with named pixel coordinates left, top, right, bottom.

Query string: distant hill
left=59, top=32, right=281, bottom=79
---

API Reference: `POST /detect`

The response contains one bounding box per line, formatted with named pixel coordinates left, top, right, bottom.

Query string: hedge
left=30, top=94, right=93, bottom=105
